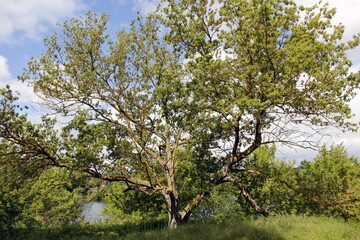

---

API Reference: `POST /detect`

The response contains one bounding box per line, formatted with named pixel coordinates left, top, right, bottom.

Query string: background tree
left=232, top=145, right=300, bottom=215
left=218, top=144, right=360, bottom=220
left=18, top=168, right=83, bottom=226
left=294, top=144, right=360, bottom=220
left=0, top=166, right=82, bottom=231
left=0, top=178, right=22, bottom=232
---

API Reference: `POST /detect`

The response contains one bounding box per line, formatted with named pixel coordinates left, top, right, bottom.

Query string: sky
left=0, top=0, right=359, bottom=162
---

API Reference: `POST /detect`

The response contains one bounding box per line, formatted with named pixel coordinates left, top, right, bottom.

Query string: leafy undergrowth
left=2, top=215, right=359, bottom=240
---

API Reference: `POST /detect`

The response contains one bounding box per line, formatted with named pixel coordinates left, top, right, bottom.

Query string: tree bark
left=163, top=190, right=180, bottom=229
left=180, top=191, right=209, bottom=224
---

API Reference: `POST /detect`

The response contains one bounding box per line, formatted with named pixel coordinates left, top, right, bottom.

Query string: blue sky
left=0, top=0, right=359, bottom=161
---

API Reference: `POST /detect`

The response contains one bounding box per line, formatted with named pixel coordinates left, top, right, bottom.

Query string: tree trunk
left=163, top=190, right=180, bottom=229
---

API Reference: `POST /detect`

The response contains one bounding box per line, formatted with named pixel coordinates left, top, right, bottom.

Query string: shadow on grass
left=2, top=219, right=285, bottom=240
left=2, top=220, right=167, bottom=240
left=3, top=215, right=359, bottom=240
left=125, top=220, right=286, bottom=240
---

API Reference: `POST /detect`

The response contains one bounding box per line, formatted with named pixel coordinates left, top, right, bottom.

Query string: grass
left=2, top=215, right=359, bottom=240
left=125, top=215, right=360, bottom=240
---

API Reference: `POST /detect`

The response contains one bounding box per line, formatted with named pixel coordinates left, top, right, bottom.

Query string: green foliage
left=228, top=144, right=360, bottom=220
left=0, top=186, right=22, bottom=232
left=104, top=182, right=167, bottom=224
left=19, top=168, right=83, bottom=226
left=163, top=0, right=360, bottom=140
left=0, top=167, right=83, bottom=231
left=0, top=86, right=61, bottom=182
left=235, top=145, right=301, bottom=215
left=175, top=145, right=220, bottom=209
left=192, top=183, right=244, bottom=221
left=295, top=144, right=360, bottom=220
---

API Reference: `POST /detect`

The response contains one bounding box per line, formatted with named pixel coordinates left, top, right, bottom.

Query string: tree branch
left=223, top=176, right=270, bottom=217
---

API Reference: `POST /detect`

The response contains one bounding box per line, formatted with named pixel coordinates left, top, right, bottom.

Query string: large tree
left=160, top=0, right=360, bottom=216
left=0, top=0, right=359, bottom=229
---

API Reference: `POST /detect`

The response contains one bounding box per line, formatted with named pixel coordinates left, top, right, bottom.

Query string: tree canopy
left=1, top=0, right=359, bottom=229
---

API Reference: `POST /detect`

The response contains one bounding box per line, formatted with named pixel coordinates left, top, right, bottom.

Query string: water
left=81, top=202, right=110, bottom=223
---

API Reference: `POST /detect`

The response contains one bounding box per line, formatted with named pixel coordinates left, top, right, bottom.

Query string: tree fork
left=162, top=190, right=180, bottom=229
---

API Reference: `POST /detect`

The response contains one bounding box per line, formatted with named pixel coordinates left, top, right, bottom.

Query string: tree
left=0, top=182, right=22, bottom=232
left=0, top=166, right=82, bottom=230
left=294, top=144, right=360, bottom=220
left=160, top=0, right=360, bottom=218
left=1, top=0, right=359, bottom=229
left=2, top=13, right=190, bottom=229
left=19, top=168, right=83, bottom=226
left=242, top=144, right=360, bottom=220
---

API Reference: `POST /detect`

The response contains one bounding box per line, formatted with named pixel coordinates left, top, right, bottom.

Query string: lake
left=81, top=202, right=110, bottom=223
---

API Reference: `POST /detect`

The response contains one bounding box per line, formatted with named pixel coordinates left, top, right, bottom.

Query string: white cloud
left=0, top=0, right=86, bottom=44
left=132, top=0, right=159, bottom=15
left=0, top=55, right=41, bottom=105
left=327, top=1, right=360, bottom=40
left=295, top=0, right=360, bottom=61
left=112, top=0, right=158, bottom=14
left=327, top=1, right=360, bottom=62
left=0, top=56, right=11, bottom=80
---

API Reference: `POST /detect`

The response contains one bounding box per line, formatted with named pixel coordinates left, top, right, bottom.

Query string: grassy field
left=2, top=215, right=359, bottom=240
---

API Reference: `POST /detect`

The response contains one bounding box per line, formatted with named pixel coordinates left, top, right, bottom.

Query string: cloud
left=114, top=0, right=158, bottom=15
left=0, top=0, right=86, bottom=44
left=327, top=1, right=360, bottom=40
left=132, top=0, right=158, bottom=15
left=0, top=56, right=51, bottom=126
left=295, top=0, right=360, bottom=62
left=326, top=1, right=360, bottom=62
left=295, top=1, right=360, bottom=39
left=0, top=56, right=11, bottom=80
left=114, top=0, right=128, bottom=5
left=0, top=55, right=40, bottom=105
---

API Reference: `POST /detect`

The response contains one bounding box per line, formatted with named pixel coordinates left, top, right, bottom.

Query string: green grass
left=2, top=215, right=359, bottom=240
left=125, top=215, right=360, bottom=240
